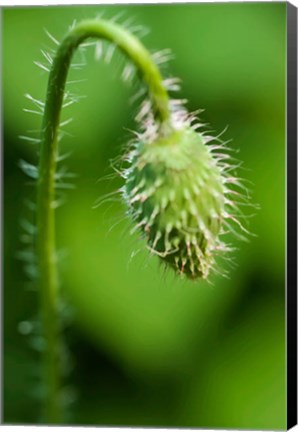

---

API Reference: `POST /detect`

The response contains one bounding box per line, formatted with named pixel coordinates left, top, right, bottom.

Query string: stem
left=37, top=18, right=172, bottom=423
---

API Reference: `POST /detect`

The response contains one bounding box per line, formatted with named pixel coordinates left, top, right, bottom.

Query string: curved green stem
left=37, top=18, right=172, bottom=423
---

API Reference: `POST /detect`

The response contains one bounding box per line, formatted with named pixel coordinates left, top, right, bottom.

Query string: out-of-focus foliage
left=3, top=3, right=286, bottom=429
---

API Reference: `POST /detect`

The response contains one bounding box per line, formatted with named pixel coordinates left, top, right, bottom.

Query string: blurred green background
left=3, top=3, right=286, bottom=429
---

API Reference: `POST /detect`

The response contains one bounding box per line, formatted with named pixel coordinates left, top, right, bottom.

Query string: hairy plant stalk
left=37, top=18, right=172, bottom=423
left=35, top=15, right=248, bottom=424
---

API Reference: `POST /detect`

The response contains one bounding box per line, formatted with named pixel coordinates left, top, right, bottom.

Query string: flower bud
left=124, top=126, right=228, bottom=280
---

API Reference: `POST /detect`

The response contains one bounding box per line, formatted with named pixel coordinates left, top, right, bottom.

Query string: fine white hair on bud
left=121, top=120, right=251, bottom=281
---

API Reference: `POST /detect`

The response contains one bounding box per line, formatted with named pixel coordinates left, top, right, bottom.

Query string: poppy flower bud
left=124, top=126, right=228, bottom=279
